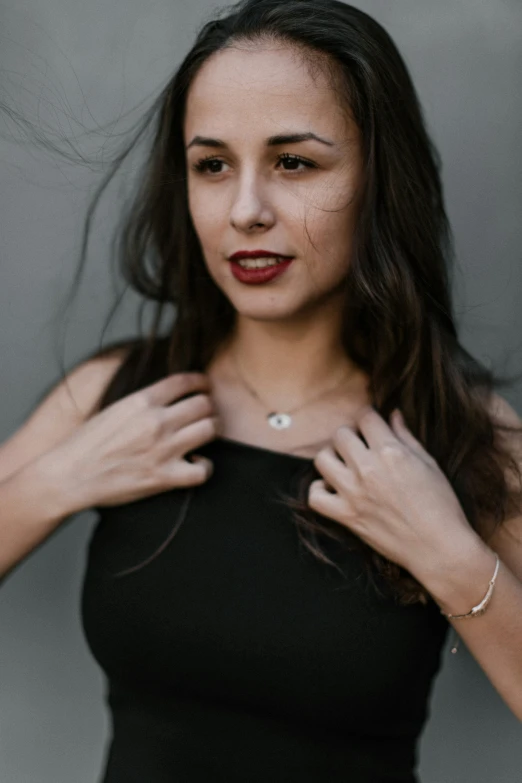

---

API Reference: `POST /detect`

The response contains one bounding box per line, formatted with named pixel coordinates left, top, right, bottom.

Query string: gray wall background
left=0, top=1, right=521, bottom=781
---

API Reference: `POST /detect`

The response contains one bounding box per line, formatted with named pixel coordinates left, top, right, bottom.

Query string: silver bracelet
left=441, top=553, right=500, bottom=620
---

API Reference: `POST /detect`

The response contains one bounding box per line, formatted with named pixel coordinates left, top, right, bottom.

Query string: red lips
left=229, top=256, right=294, bottom=285
left=228, top=249, right=293, bottom=261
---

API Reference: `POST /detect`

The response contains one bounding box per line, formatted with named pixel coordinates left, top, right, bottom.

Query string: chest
left=209, top=374, right=369, bottom=459
left=81, top=448, right=448, bottom=734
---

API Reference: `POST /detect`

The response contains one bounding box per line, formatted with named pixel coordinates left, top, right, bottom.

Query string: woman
left=1, top=1, right=522, bottom=780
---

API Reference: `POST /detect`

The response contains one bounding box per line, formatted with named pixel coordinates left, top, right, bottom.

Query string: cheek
left=188, top=187, right=223, bottom=246
left=298, top=174, right=359, bottom=244
left=303, top=203, right=356, bottom=260
left=299, top=211, right=355, bottom=289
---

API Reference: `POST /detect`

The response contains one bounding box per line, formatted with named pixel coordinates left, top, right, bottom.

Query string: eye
left=276, top=153, right=317, bottom=172
left=190, top=153, right=317, bottom=176
left=191, top=155, right=229, bottom=175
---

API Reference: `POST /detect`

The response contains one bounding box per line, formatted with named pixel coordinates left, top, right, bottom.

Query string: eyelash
left=191, top=152, right=317, bottom=175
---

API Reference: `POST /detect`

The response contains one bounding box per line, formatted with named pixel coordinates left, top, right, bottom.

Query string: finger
left=313, top=445, right=356, bottom=494
left=140, top=372, right=212, bottom=407
left=188, top=455, right=214, bottom=478
left=170, top=454, right=214, bottom=487
left=163, top=393, right=216, bottom=431
left=332, top=425, right=372, bottom=470
left=354, top=406, right=399, bottom=452
left=167, top=415, right=221, bottom=457
left=390, top=409, right=432, bottom=460
left=308, top=479, right=353, bottom=524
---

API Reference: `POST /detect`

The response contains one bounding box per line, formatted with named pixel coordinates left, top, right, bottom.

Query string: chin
left=229, top=298, right=314, bottom=324
left=232, top=305, right=294, bottom=322
left=212, top=274, right=327, bottom=322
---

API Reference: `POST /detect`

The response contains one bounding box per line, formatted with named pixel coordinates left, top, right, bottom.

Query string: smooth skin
left=184, top=40, right=372, bottom=455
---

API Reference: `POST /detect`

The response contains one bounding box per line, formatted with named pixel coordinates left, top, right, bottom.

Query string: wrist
left=29, top=452, right=86, bottom=518
left=416, top=535, right=498, bottom=616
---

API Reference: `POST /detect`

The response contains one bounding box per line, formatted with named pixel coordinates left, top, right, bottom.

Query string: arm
left=310, top=395, right=522, bottom=722
left=0, top=456, right=79, bottom=582
left=420, top=528, right=522, bottom=722
left=0, top=344, right=131, bottom=583
left=420, top=394, right=522, bottom=721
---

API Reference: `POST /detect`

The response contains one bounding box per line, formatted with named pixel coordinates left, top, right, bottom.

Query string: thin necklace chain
left=232, top=350, right=352, bottom=417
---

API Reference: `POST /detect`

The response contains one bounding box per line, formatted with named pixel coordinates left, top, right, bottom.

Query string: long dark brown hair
left=24, top=0, right=522, bottom=605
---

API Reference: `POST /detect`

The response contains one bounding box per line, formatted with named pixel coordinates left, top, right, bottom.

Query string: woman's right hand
left=40, top=372, right=220, bottom=510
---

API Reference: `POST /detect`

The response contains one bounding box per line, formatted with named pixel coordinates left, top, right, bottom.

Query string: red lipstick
left=229, top=249, right=293, bottom=260
left=228, top=249, right=295, bottom=285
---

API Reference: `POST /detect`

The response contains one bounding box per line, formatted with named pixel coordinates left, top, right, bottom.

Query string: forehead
left=183, top=43, right=348, bottom=142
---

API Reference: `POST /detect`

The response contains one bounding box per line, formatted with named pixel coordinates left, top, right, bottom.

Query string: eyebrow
left=186, top=132, right=335, bottom=150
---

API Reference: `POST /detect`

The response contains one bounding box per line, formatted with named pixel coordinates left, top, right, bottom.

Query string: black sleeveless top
left=81, top=435, right=449, bottom=783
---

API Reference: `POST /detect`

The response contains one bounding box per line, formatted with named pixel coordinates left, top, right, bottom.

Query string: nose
left=229, top=170, right=275, bottom=233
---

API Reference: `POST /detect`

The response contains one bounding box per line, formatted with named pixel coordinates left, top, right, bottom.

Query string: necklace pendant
left=267, top=412, right=292, bottom=430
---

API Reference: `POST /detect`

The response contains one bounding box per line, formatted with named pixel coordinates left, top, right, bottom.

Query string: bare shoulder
left=487, top=392, right=522, bottom=427
left=62, top=339, right=138, bottom=420
left=487, top=392, right=522, bottom=470
left=0, top=339, right=137, bottom=484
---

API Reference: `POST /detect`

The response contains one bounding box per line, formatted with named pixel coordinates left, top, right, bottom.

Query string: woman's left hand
left=308, top=406, right=479, bottom=581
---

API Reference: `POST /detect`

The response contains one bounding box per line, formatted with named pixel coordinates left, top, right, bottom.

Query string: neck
left=218, top=309, right=362, bottom=410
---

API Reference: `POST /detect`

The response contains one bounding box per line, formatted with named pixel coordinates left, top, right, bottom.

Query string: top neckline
left=214, top=436, right=314, bottom=464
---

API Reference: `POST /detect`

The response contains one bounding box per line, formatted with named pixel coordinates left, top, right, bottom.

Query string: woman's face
left=184, top=41, right=364, bottom=323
